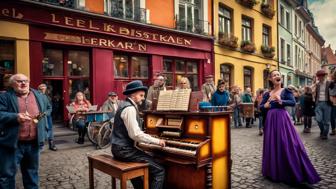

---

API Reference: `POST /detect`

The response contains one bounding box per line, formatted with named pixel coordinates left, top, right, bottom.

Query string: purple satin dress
left=260, top=88, right=321, bottom=184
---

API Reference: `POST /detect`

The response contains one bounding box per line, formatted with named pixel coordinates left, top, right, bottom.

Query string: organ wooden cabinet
left=137, top=111, right=231, bottom=189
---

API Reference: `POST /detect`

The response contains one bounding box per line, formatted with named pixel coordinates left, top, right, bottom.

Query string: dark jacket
left=0, top=89, right=49, bottom=149
left=301, top=93, right=315, bottom=116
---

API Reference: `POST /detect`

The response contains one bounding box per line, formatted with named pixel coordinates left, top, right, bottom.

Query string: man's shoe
left=306, top=128, right=311, bottom=133
left=48, top=140, right=57, bottom=151
left=330, top=129, right=336, bottom=136
left=258, top=129, right=263, bottom=136
left=321, top=135, right=328, bottom=140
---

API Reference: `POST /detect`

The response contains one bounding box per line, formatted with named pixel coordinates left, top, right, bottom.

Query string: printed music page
left=156, top=89, right=191, bottom=111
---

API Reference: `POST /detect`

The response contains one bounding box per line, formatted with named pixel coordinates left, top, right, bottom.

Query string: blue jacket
left=211, top=90, right=230, bottom=106
left=0, top=89, right=49, bottom=149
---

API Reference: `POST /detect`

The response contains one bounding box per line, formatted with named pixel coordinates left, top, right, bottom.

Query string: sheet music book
left=156, top=89, right=191, bottom=111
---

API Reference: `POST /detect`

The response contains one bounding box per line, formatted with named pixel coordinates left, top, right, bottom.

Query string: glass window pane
left=187, top=5, right=193, bottom=32
left=114, top=55, right=128, bottom=78
left=69, top=79, right=90, bottom=102
left=68, top=50, right=90, bottom=76
left=165, top=73, right=173, bottom=87
left=131, top=56, right=148, bottom=78
left=43, top=49, right=63, bottom=76
left=179, top=5, right=186, bottom=30
left=187, top=74, right=198, bottom=91
left=125, top=0, right=134, bottom=19
left=0, top=40, right=15, bottom=91
left=176, top=60, right=185, bottom=73
left=163, top=59, right=173, bottom=72
left=187, top=61, right=197, bottom=73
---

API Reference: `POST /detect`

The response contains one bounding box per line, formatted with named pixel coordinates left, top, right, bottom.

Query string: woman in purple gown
left=260, top=70, right=321, bottom=185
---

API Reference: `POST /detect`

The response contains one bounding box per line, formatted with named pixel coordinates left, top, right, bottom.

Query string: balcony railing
left=175, top=15, right=209, bottom=35
left=110, top=6, right=147, bottom=23
left=34, top=0, right=75, bottom=8
left=29, top=0, right=147, bottom=23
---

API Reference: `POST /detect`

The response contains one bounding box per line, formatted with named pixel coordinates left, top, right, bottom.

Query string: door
left=43, top=80, right=64, bottom=123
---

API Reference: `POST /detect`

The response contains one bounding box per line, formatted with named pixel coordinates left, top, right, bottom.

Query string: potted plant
left=261, top=45, right=275, bottom=58
left=241, top=40, right=256, bottom=53
left=261, top=3, right=275, bottom=18
left=218, top=33, right=239, bottom=49
left=237, top=0, right=258, bottom=9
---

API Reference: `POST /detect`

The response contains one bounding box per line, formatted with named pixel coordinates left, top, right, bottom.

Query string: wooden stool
left=88, top=154, right=149, bottom=189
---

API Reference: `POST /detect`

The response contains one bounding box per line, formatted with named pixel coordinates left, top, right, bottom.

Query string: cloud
left=309, top=0, right=336, bottom=49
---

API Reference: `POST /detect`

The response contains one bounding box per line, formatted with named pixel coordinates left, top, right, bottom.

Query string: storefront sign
left=44, top=32, right=147, bottom=52
left=50, top=13, right=192, bottom=46
left=0, top=3, right=207, bottom=49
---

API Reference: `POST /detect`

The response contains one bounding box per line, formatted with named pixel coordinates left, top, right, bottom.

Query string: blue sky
left=308, top=0, right=336, bottom=50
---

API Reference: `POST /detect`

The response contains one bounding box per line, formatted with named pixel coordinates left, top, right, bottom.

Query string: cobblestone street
left=16, top=123, right=336, bottom=189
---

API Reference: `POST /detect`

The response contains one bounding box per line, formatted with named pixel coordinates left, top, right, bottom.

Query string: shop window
left=114, top=54, right=148, bottom=79
left=42, top=47, right=91, bottom=105
left=162, top=58, right=199, bottom=91
left=43, top=49, right=63, bottom=76
left=0, top=40, right=15, bottom=91
left=243, top=67, right=253, bottom=91
left=69, top=79, right=90, bottom=102
left=68, top=50, right=90, bottom=76
left=131, top=56, right=148, bottom=78
left=220, top=64, right=232, bottom=88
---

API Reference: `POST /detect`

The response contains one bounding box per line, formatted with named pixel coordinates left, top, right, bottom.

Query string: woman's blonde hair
left=177, top=77, right=191, bottom=89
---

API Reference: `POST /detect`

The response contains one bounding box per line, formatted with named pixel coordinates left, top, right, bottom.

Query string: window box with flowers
left=261, top=3, right=275, bottom=18
left=261, top=45, right=275, bottom=58
left=237, top=0, right=258, bottom=9
left=218, top=33, right=239, bottom=49
left=240, top=40, right=256, bottom=53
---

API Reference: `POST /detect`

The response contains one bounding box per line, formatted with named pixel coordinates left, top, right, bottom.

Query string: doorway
left=43, top=80, right=64, bottom=123
left=42, top=46, right=91, bottom=121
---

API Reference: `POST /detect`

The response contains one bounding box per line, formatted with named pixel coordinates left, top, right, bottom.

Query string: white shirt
left=319, top=81, right=326, bottom=101
left=121, top=98, right=160, bottom=145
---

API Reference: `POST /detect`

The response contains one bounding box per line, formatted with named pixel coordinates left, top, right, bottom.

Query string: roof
left=322, top=45, right=336, bottom=65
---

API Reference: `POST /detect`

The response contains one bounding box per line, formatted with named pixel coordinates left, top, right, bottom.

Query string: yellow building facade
left=0, top=21, right=30, bottom=77
left=213, top=0, right=278, bottom=92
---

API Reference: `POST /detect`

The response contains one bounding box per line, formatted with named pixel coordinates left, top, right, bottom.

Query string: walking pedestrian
left=301, top=86, right=315, bottom=133
left=38, top=83, right=57, bottom=151
left=314, top=69, right=332, bottom=139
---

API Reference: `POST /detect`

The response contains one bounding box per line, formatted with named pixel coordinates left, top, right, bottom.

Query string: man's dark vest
left=315, top=81, right=331, bottom=105
left=111, top=98, right=141, bottom=147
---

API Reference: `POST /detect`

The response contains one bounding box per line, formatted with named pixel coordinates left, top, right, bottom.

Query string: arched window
left=243, top=67, right=253, bottom=91
left=220, top=64, right=233, bottom=88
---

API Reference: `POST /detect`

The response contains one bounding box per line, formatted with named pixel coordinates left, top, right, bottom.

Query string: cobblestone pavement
left=15, top=123, right=336, bottom=189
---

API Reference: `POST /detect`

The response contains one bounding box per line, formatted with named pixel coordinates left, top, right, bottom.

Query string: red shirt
left=17, top=92, right=40, bottom=141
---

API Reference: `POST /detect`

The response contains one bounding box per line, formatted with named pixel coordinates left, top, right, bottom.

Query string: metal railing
left=34, top=0, right=75, bottom=8
left=175, top=15, right=209, bottom=35
left=110, top=6, right=147, bottom=23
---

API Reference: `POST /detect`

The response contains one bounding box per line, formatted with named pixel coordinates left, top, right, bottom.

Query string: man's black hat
left=123, top=80, right=148, bottom=95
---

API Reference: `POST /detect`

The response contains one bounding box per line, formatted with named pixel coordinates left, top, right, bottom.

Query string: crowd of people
left=1, top=69, right=335, bottom=188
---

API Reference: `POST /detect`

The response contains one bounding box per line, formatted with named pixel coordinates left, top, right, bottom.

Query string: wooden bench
left=88, top=154, right=149, bottom=189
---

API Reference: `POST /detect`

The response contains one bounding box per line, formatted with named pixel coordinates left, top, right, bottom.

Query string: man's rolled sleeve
left=121, top=107, right=160, bottom=145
